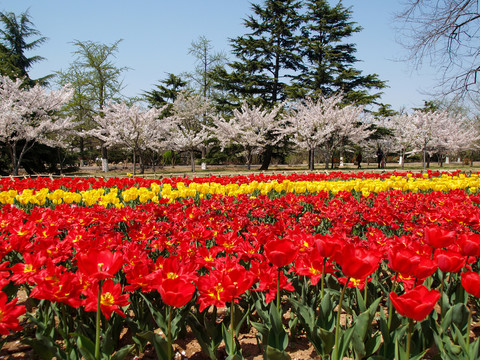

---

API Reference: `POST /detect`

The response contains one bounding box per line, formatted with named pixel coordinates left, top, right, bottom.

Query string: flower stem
left=95, top=280, right=103, bottom=360
left=168, top=305, right=173, bottom=360
left=363, top=278, right=368, bottom=305
left=466, top=296, right=473, bottom=357
left=231, top=301, right=235, bottom=355
left=387, top=273, right=398, bottom=332
left=406, top=318, right=414, bottom=360
left=439, top=271, right=445, bottom=320
left=277, top=268, right=281, bottom=313
left=334, top=277, right=349, bottom=358
left=321, top=258, right=327, bottom=299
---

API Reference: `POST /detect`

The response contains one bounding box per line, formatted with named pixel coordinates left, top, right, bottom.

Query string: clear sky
left=0, top=0, right=439, bottom=111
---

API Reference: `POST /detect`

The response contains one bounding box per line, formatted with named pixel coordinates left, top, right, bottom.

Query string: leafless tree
left=398, top=0, right=480, bottom=97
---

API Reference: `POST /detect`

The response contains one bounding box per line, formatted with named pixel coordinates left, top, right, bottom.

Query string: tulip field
left=1, top=170, right=480, bottom=359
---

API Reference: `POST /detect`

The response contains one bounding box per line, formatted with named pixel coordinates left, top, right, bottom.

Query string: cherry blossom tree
left=282, top=94, right=373, bottom=169
left=212, top=102, right=283, bottom=170
left=366, top=116, right=403, bottom=167
left=388, top=110, right=480, bottom=168
left=0, top=76, right=74, bottom=175
left=89, top=102, right=166, bottom=175
left=281, top=96, right=337, bottom=170
left=166, top=91, right=212, bottom=172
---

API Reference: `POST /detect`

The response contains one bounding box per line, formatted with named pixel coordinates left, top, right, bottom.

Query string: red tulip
left=250, top=260, right=294, bottom=304
left=196, top=271, right=228, bottom=312
left=461, top=271, right=480, bottom=298
left=458, top=233, right=480, bottom=257
left=338, top=276, right=371, bottom=291
left=0, top=292, right=26, bottom=335
left=84, top=279, right=129, bottom=320
left=410, top=255, right=437, bottom=280
left=315, top=235, right=342, bottom=259
left=76, top=249, right=124, bottom=281
left=389, top=285, right=440, bottom=321
left=424, top=226, right=456, bottom=249
left=387, top=246, right=421, bottom=276
left=338, top=245, right=380, bottom=280
left=436, top=250, right=466, bottom=273
left=264, top=238, right=298, bottom=268
left=158, top=277, right=196, bottom=308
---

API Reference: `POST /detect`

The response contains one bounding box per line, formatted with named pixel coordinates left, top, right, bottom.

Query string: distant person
left=376, top=148, right=383, bottom=169
left=356, top=152, right=362, bottom=169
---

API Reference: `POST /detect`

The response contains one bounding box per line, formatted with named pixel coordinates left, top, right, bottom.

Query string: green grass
left=67, top=161, right=480, bottom=179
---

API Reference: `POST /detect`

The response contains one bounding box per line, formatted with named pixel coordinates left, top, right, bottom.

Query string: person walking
left=356, top=152, right=362, bottom=169
left=376, top=148, right=383, bottom=169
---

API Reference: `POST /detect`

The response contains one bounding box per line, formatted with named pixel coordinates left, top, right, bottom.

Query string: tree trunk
left=259, top=145, right=272, bottom=170
left=101, top=145, right=109, bottom=172
left=79, top=137, right=85, bottom=165
left=57, top=148, right=64, bottom=175
left=132, top=151, right=136, bottom=175
left=324, top=149, right=329, bottom=170
left=11, top=141, right=32, bottom=177
left=309, top=148, right=315, bottom=171
left=140, top=154, right=145, bottom=174
left=422, top=149, right=426, bottom=170
left=190, top=150, right=196, bottom=173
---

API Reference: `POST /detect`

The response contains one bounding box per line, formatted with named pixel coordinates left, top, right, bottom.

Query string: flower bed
left=0, top=171, right=480, bottom=359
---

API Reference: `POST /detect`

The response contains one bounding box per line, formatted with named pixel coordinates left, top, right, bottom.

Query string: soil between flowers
left=0, top=326, right=321, bottom=360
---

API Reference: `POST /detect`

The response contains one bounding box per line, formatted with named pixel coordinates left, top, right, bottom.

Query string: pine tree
left=213, top=0, right=303, bottom=169
left=143, top=73, right=187, bottom=115
left=0, top=10, right=51, bottom=85
left=213, top=0, right=303, bottom=110
left=288, top=0, right=386, bottom=105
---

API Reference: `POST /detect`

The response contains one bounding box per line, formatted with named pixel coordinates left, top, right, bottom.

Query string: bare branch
left=398, top=0, right=480, bottom=97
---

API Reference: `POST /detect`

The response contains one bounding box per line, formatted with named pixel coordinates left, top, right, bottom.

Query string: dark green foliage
left=0, top=10, right=52, bottom=85
left=143, top=73, right=188, bottom=116
left=212, top=0, right=304, bottom=112
left=287, top=0, right=386, bottom=104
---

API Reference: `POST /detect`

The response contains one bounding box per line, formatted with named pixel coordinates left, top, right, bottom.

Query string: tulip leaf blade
left=111, top=344, right=135, bottom=360
left=137, top=330, right=171, bottom=360
left=268, top=302, right=289, bottom=351
left=74, top=333, right=97, bottom=360
left=441, top=303, right=469, bottom=333
left=332, top=326, right=354, bottom=360
left=187, top=309, right=222, bottom=360
left=352, top=296, right=382, bottom=358
left=266, top=345, right=292, bottom=360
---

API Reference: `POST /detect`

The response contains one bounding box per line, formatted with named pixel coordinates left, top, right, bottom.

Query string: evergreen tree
left=56, top=39, right=128, bottom=172
left=0, top=10, right=51, bottom=85
left=213, top=0, right=303, bottom=110
left=186, top=36, right=227, bottom=100
left=288, top=0, right=386, bottom=105
left=212, top=0, right=388, bottom=169
left=143, top=73, right=187, bottom=114
left=212, top=0, right=304, bottom=169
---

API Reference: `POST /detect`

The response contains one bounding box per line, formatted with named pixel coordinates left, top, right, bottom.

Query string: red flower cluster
left=0, top=171, right=478, bottom=341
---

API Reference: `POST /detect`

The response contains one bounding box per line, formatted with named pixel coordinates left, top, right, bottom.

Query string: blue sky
left=0, top=0, right=439, bottom=111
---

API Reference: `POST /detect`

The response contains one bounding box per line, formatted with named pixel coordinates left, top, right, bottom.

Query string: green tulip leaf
left=138, top=330, right=171, bottom=360
left=317, top=327, right=335, bottom=355
left=268, top=303, right=289, bottom=351
left=332, top=326, right=354, bottom=360
left=111, top=344, right=135, bottom=360
left=266, top=345, right=292, bottom=360
left=75, top=333, right=96, bottom=360
left=187, top=310, right=222, bottom=360
left=356, top=288, right=367, bottom=313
